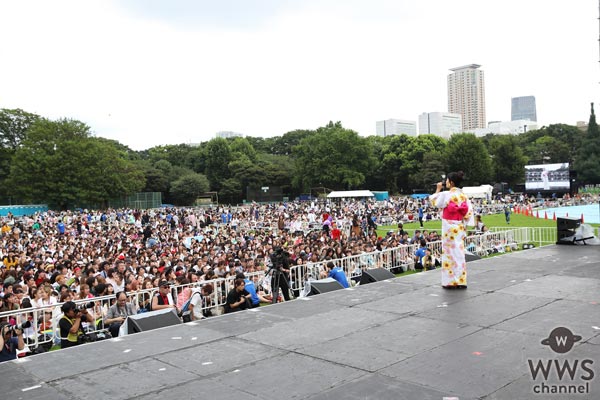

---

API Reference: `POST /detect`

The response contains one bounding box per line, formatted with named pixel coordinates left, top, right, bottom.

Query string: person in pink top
left=429, top=171, right=474, bottom=289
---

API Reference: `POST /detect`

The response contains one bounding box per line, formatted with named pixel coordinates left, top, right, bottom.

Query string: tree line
left=0, top=106, right=598, bottom=209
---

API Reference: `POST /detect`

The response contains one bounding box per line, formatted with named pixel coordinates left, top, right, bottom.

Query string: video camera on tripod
left=268, top=247, right=291, bottom=304
left=269, top=247, right=290, bottom=272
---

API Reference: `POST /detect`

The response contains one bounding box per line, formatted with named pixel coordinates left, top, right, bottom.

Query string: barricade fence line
left=0, top=227, right=552, bottom=354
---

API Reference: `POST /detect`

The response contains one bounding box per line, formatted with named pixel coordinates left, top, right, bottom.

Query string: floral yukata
left=429, top=187, right=474, bottom=287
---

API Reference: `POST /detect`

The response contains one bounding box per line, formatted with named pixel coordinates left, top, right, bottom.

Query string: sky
left=0, top=0, right=598, bottom=151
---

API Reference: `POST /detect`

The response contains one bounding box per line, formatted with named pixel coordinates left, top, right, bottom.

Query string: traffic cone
left=581, top=213, right=584, bottom=223
left=553, top=212, right=556, bottom=221
left=544, top=211, right=548, bottom=219
left=536, top=210, right=539, bottom=218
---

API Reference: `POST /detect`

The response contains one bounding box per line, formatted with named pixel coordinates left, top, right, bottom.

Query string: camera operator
left=59, top=301, right=94, bottom=349
left=269, top=247, right=292, bottom=302
left=224, top=278, right=251, bottom=314
left=0, top=322, right=25, bottom=362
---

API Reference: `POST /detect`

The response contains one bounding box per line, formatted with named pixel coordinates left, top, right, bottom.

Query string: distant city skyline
left=0, top=1, right=597, bottom=150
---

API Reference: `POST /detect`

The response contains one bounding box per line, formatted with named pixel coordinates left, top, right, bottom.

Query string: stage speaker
left=556, top=216, right=581, bottom=245
left=465, top=251, right=481, bottom=262
left=307, top=279, right=344, bottom=296
left=127, top=309, right=182, bottom=334
left=360, top=268, right=395, bottom=285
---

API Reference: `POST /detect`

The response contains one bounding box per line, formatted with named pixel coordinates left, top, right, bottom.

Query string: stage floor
left=2, top=245, right=599, bottom=399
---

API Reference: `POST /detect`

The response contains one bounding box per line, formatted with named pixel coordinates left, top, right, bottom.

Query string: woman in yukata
left=429, top=171, right=474, bottom=289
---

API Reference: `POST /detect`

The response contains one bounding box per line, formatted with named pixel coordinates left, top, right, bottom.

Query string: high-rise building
left=448, top=64, right=486, bottom=130
left=511, top=96, right=537, bottom=121
left=376, top=119, right=417, bottom=137
left=216, top=131, right=243, bottom=139
left=418, top=112, right=462, bottom=138
left=471, top=120, right=537, bottom=137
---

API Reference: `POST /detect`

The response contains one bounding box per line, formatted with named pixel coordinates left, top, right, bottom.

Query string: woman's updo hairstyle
left=447, top=171, right=465, bottom=188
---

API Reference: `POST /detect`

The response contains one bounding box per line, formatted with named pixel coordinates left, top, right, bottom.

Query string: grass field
left=377, top=212, right=598, bottom=238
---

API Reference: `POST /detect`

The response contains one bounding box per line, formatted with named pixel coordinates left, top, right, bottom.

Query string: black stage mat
left=2, top=245, right=599, bottom=400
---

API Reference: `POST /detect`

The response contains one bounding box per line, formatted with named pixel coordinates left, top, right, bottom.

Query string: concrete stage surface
left=2, top=245, right=599, bottom=399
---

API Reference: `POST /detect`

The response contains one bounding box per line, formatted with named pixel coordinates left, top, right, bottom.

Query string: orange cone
left=544, top=211, right=548, bottom=219
left=553, top=212, right=556, bottom=221
left=536, top=210, right=539, bottom=218
left=581, top=213, right=584, bottom=223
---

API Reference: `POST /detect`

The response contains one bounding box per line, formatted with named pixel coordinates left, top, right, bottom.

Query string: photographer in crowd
left=0, top=322, right=25, bottom=362
left=59, top=300, right=94, bottom=349
left=224, top=278, right=251, bottom=313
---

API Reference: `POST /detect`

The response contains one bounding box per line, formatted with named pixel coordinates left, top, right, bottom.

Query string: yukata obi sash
left=442, top=200, right=469, bottom=221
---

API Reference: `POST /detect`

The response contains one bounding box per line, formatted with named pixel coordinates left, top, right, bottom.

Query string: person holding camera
left=224, top=278, right=251, bottom=313
left=59, top=301, right=94, bottom=349
left=0, top=322, right=25, bottom=362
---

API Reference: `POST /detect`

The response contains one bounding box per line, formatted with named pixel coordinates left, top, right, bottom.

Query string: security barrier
left=0, top=227, right=552, bottom=355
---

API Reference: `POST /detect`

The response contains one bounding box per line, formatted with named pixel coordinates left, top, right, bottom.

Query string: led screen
left=524, top=163, right=570, bottom=191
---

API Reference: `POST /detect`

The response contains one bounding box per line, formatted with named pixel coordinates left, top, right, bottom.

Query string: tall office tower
left=448, top=64, right=486, bottom=130
left=375, top=119, right=417, bottom=137
left=511, top=96, right=537, bottom=121
left=418, top=112, right=463, bottom=138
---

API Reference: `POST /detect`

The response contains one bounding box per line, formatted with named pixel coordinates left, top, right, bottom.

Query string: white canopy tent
left=462, top=185, right=493, bottom=199
left=326, top=190, right=375, bottom=199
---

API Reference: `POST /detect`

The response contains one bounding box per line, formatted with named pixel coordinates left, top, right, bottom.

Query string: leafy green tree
left=170, top=173, right=210, bottom=205
left=138, top=160, right=170, bottom=194
left=0, top=108, right=40, bottom=149
left=445, top=133, right=493, bottom=186
left=219, top=178, right=242, bottom=204
left=246, top=136, right=276, bottom=154
left=525, top=135, right=570, bottom=165
left=401, top=135, right=447, bottom=190
left=205, top=138, right=232, bottom=191
left=486, top=134, right=527, bottom=187
left=0, top=109, right=41, bottom=202
left=229, top=137, right=257, bottom=162
left=292, top=122, right=375, bottom=191
left=8, top=118, right=144, bottom=208
left=574, top=103, right=600, bottom=184
left=145, top=144, right=195, bottom=168
left=258, top=153, right=294, bottom=187
left=414, top=151, right=447, bottom=191
left=272, top=129, right=314, bottom=155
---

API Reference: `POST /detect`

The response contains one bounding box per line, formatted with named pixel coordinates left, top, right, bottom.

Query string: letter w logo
left=555, top=336, right=568, bottom=347
left=528, top=360, right=552, bottom=380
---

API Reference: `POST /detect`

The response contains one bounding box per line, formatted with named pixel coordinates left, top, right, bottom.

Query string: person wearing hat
left=150, top=280, right=177, bottom=312
left=58, top=300, right=94, bottom=348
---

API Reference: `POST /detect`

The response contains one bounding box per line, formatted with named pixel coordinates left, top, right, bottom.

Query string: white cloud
left=0, top=0, right=597, bottom=150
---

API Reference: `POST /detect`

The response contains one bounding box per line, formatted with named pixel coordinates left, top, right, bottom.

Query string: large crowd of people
left=0, top=192, right=596, bottom=359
